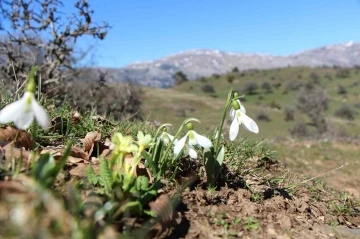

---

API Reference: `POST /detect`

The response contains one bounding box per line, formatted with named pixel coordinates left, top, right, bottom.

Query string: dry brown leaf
left=100, top=148, right=111, bottom=158
left=69, top=164, right=88, bottom=177
left=104, top=138, right=112, bottom=148
left=2, top=142, right=31, bottom=171
left=149, top=194, right=173, bottom=224
left=67, top=156, right=84, bottom=164
left=91, top=115, right=116, bottom=126
left=70, top=146, right=89, bottom=161
left=40, top=145, right=88, bottom=162
left=40, top=146, right=64, bottom=158
left=0, top=126, right=34, bottom=149
left=136, top=162, right=154, bottom=183
left=80, top=131, right=101, bottom=155
left=72, top=110, right=81, bottom=124
left=70, top=163, right=99, bottom=177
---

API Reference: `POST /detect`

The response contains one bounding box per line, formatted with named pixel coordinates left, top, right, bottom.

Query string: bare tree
left=0, top=0, right=109, bottom=91
left=296, top=83, right=328, bottom=134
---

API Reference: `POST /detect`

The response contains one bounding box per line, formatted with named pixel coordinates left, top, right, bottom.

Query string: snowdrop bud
left=26, top=66, right=38, bottom=93
left=233, top=92, right=239, bottom=98
left=186, top=122, right=194, bottom=130
left=232, top=100, right=240, bottom=110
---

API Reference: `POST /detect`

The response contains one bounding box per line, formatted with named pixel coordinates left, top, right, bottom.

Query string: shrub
left=227, top=75, right=235, bottom=83
left=269, top=100, right=281, bottom=110
left=351, top=81, right=360, bottom=87
left=309, top=72, right=320, bottom=84
left=199, top=77, right=207, bottom=83
left=334, top=104, right=355, bottom=121
left=212, top=74, right=220, bottom=79
left=261, top=81, right=272, bottom=93
left=336, top=68, right=350, bottom=78
left=289, top=122, right=309, bottom=138
left=256, top=111, right=271, bottom=122
left=354, top=103, right=360, bottom=109
left=175, top=108, right=186, bottom=117
left=62, top=71, right=142, bottom=121
left=243, top=82, right=259, bottom=95
left=232, top=67, right=239, bottom=73
left=286, top=81, right=302, bottom=91
left=272, top=82, right=282, bottom=89
left=324, top=73, right=332, bottom=81
left=173, top=71, right=189, bottom=85
left=296, top=85, right=328, bottom=134
left=337, top=85, right=347, bottom=95
left=201, top=84, right=216, bottom=94
left=284, top=107, right=295, bottom=121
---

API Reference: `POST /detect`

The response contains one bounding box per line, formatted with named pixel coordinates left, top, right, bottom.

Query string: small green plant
left=244, top=217, right=259, bottom=230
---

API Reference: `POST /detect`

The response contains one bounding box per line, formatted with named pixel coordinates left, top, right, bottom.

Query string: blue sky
left=63, top=0, right=360, bottom=67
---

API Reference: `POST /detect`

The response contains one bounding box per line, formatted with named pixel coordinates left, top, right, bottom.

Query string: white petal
left=240, top=103, right=246, bottom=114
left=239, top=114, right=259, bottom=134
left=230, top=108, right=236, bottom=120
left=159, top=132, right=169, bottom=144
left=187, top=131, right=197, bottom=146
left=230, top=100, right=246, bottom=119
left=188, top=146, right=198, bottom=159
left=229, top=117, right=239, bottom=141
left=174, top=134, right=187, bottom=155
left=167, top=133, right=175, bottom=143
left=32, top=99, right=50, bottom=129
left=14, top=110, right=34, bottom=130
left=0, top=97, right=26, bottom=124
left=192, top=131, right=212, bottom=149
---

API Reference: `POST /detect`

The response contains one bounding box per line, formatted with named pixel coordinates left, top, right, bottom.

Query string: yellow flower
left=111, top=132, right=138, bottom=154
left=137, top=131, right=152, bottom=152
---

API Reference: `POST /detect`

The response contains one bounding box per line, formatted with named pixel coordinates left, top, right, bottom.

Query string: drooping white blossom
left=174, top=124, right=212, bottom=159
left=229, top=100, right=258, bottom=141
left=0, top=92, right=50, bottom=130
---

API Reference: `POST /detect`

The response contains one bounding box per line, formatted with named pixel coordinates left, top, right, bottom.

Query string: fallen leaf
left=70, top=146, right=89, bottom=161
left=80, top=131, right=101, bottom=155
left=72, top=111, right=81, bottom=124
left=70, top=163, right=99, bottom=177
left=41, top=145, right=88, bottom=161
left=136, top=162, right=154, bottom=183
left=67, top=156, right=84, bottom=164
left=0, top=126, right=34, bottom=149
left=149, top=194, right=173, bottom=224
left=69, top=164, right=88, bottom=177
left=2, top=142, right=31, bottom=171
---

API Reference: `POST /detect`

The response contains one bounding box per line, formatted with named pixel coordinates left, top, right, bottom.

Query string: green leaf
left=203, top=147, right=216, bottom=185
left=99, top=159, right=113, bottom=194
left=86, top=165, right=99, bottom=185
left=216, top=146, right=225, bottom=166
left=136, top=176, right=149, bottom=191
left=121, top=200, right=142, bottom=215
left=31, top=141, right=72, bottom=188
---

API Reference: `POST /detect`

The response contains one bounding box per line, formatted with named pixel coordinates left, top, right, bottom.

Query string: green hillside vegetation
left=142, top=66, right=360, bottom=140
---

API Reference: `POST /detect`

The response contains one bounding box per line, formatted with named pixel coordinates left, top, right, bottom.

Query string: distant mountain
left=105, top=41, right=360, bottom=88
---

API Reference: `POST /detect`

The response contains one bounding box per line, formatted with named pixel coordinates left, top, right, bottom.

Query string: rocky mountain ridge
left=105, top=41, right=360, bottom=88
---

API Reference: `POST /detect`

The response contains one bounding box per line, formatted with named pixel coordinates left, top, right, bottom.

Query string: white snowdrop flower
left=230, top=99, right=246, bottom=120
left=0, top=68, right=50, bottom=130
left=174, top=123, right=212, bottom=159
left=158, top=131, right=176, bottom=145
left=0, top=92, right=50, bottom=130
left=229, top=100, right=259, bottom=141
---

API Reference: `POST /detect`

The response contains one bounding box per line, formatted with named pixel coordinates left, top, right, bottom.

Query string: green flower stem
left=214, top=89, right=234, bottom=153
left=158, top=118, right=200, bottom=175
